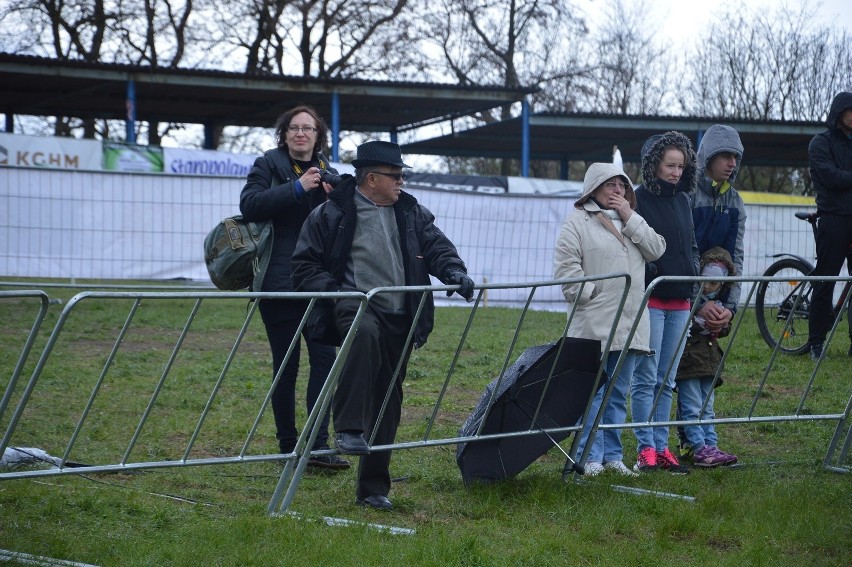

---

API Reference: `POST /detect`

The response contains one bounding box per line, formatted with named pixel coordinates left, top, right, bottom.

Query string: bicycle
left=755, top=211, right=852, bottom=355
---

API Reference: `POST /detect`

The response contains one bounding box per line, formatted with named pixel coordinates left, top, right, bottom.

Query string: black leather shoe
left=809, top=342, right=824, bottom=362
left=335, top=431, right=369, bottom=455
left=356, top=494, right=392, bottom=510
left=307, top=454, right=351, bottom=470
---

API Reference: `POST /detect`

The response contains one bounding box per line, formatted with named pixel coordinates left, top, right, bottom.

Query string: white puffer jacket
left=553, top=163, right=666, bottom=353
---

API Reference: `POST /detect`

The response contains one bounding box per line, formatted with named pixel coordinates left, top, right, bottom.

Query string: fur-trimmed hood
left=640, top=131, right=697, bottom=195
left=575, top=162, right=636, bottom=209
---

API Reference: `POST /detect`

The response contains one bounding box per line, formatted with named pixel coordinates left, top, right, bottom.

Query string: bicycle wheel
left=755, top=257, right=813, bottom=355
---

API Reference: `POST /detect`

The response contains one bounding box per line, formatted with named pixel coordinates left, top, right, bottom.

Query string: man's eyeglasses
left=372, top=171, right=409, bottom=182
left=603, top=181, right=628, bottom=190
left=287, top=126, right=317, bottom=133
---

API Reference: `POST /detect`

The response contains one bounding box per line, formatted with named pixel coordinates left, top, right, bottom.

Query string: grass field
left=1, top=286, right=850, bottom=566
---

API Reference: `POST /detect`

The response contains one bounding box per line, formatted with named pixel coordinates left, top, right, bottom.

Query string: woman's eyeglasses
left=372, top=171, right=409, bottom=182
left=603, top=181, right=627, bottom=190
left=287, top=126, right=317, bottom=133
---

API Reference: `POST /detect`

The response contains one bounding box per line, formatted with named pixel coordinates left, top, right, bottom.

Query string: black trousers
left=808, top=213, right=852, bottom=345
left=259, top=298, right=336, bottom=453
left=333, top=299, right=412, bottom=499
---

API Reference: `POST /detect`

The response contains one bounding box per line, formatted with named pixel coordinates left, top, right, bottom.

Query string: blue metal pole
left=390, top=129, right=398, bottom=144
left=331, top=92, right=340, bottom=162
left=521, top=98, right=530, bottom=177
left=203, top=124, right=215, bottom=150
left=125, top=79, right=136, bottom=144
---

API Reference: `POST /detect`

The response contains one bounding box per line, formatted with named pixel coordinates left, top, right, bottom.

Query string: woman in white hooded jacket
left=554, top=162, right=666, bottom=477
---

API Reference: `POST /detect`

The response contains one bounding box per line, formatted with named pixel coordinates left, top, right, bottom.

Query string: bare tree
left=681, top=2, right=850, bottom=121
left=572, top=0, right=672, bottom=115
left=206, top=0, right=412, bottom=78
left=0, top=0, right=202, bottom=142
left=680, top=1, right=851, bottom=193
left=0, top=0, right=123, bottom=136
left=417, top=0, right=588, bottom=174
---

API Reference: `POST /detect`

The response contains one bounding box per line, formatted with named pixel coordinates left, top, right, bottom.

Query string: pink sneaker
left=656, top=448, right=690, bottom=474
left=633, top=447, right=659, bottom=472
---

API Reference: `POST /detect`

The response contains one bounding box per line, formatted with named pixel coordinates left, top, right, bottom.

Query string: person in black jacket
left=630, top=131, right=699, bottom=475
left=292, top=140, right=475, bottom=510
left=807, top=91, right=852, bottom=360
left=239, top=105, right=349, bottom=470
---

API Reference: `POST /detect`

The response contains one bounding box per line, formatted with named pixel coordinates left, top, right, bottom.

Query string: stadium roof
left=0, top=53, right=534, bottom=133
left=0, top=53, right=824, bottom=169
left=401, top=112, right=824, bottom=167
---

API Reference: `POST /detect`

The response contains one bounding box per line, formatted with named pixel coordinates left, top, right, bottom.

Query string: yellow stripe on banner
left=738, top=191, right=816, bottom=205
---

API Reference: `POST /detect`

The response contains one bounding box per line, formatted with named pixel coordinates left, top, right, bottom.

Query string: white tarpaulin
left=0, top=166, right=825, bottom=310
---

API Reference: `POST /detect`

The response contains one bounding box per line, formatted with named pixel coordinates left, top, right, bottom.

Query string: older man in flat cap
left=293, top=140, right=475, bottom=510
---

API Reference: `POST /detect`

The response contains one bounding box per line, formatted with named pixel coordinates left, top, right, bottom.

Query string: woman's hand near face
left=608, top=193, right=633, bottom=222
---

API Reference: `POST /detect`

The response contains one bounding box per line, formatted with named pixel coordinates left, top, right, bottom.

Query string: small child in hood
left=693, top=260, right=729, bottom=338
left=674, top=246, right=738, bottom=467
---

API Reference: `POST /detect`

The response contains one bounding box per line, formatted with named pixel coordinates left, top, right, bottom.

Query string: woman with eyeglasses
left=554, top=163, right=665, bottom=478
left=629, top=131, right=699, bottom=475
left=238, top=105, right=350, bottom=470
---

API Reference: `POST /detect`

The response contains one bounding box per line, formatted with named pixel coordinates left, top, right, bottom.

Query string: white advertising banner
left=0, top=132, right=102, bottom=170
left=0, top=167, right=824, bottom=310
left=164, top=147, right=258, bottom=178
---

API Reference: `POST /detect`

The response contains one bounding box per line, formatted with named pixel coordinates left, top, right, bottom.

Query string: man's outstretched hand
left=445, top=270, right=475, bottom=301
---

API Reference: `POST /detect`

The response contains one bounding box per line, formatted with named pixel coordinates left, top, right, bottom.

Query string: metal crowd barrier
left=569, top=274, right=851, bottom=478
left=268, top=274, right=631, bottom=513
left=0, top=291, right=50, bottom=424
left=0, top=289, right=363, bottom=475
left=0, top=275, right=849, bottom=518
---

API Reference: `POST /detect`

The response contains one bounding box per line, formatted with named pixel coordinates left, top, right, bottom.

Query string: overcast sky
left=580, top=0, right=852, bottom=46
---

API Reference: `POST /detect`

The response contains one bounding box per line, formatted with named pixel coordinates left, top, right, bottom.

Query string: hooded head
left=699, top=245, right=735, bottom=297
left=826, top=91, right=852, bottom=133
left=575, top=162, right=636, bottom=210
left=696, top=124, right=744, bottom=184
left=639, top=131, right=697, bottom=195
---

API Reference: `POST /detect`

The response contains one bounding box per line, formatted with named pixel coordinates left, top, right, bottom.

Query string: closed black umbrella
left=456, top=337, right=601, bottom=486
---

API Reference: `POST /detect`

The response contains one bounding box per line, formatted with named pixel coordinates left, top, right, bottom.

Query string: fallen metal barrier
left=0, top=274, right=848, bottom=518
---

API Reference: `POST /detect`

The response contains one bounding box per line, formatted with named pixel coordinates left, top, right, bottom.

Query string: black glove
left=445, top=270, right=475, bottom=301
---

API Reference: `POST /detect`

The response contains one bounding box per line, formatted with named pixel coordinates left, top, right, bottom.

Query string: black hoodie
left=808, top=91, right=852, bottom=215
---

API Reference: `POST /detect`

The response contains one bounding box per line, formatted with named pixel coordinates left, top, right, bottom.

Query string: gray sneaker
left=604, top=460, right=639, bottom=477
left=583, top=461, right=604, bottom=476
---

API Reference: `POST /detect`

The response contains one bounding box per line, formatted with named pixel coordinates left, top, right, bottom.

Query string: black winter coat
left=635, top=182, right=699, bottom=299
left=291, top=178, right=467, bottom=348
left=239, top=147, right=335, bottom=292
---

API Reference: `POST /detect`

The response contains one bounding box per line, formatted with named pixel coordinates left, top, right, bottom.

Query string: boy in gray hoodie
left=680, top=125, right=747, bottom=454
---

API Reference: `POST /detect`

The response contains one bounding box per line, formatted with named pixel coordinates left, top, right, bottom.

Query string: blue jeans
left=631, top=308, right=690, bottom=452
left=575, top=350, right=637, bottom=464
left=677, top=377, right=718, bottom=449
